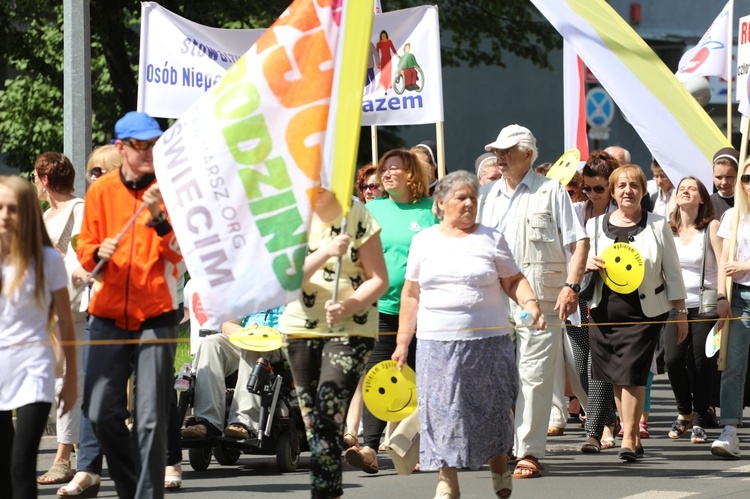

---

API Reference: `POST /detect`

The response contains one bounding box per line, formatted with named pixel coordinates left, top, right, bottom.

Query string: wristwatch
left=674, top=308, right=688, bottom=314
left=146, top=210, right=167, bottom=227
left=564, top=282, right=581, bottom=293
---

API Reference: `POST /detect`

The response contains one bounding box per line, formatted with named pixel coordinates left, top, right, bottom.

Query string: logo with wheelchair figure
left=365, top=30, right=425, bottom=96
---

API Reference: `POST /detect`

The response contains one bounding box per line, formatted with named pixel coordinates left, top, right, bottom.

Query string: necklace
left=615, top=209, right=641, bottom=225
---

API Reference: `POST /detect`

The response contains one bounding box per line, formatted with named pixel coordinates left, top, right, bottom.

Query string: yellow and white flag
left=153, top=0, right=373, bottom=325
left=531, top=0, right=730, bottom=189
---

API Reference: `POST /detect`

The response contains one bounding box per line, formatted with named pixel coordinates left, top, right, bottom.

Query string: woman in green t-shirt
left=344, top=149, right=438, bottom=473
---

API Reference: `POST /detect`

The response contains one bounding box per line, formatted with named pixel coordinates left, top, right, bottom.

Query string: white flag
left=675, top=0, right=733, bottom=81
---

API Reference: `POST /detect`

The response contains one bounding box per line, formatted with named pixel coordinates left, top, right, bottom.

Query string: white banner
left=152, top=0, right=344, bottom=324
left=138, top=3, right=441, bottom=126
left=675, top=0, right=733, bottom=82
left=360, top=6, right=443, bottom=126
left=738, top=15, right=750, bottom=116
left=137, top=2, right=263, bottom=119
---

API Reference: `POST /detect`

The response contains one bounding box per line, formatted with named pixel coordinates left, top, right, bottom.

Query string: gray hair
left=477, top=156, right=498, bottom=178
left=432, top=170, right=479, bottom=220
left=517, top=141, right=539, bottom=164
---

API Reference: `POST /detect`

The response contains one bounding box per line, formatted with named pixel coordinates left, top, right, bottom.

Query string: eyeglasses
left=89, top=167, right=104, bottom=179
left=360, top=183, right=381, bottom=191
left=29, top=172, right=36, bottom=182
left=581, top=185, right=607, bottom=194
left=492, top=146, right=517, bottom=157
left=123, top=139, right=157, bottom=151
left=741, top=174, right=750, bottom=184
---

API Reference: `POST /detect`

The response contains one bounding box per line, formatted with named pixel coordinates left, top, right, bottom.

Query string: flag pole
left=436, top=121, right=446, bottom=179
left=371, top=125, right=379, bottom=166
left=718, top=113, right=747, bottom=370
left=726, top=0, right=734, bottom=142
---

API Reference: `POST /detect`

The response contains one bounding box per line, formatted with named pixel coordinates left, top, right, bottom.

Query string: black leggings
left=285, top=335, right=374, bottom=499
left=362, top=313, right=417, bottom=451
left=0, top=402, right=52, bottom=499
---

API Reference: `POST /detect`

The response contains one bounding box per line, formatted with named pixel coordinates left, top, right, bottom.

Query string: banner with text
left=360, top=5, right=443, bottom=126
left=152, top=0, right=353, bottom=324
left=138, top=3, right=441, bottom=126
left=137, top=2, right=264, bottom=119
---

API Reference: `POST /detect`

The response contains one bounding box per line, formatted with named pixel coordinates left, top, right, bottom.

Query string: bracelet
left=717, top=296, right=728, bottom=302
left=524, top=298, right=539, bottom=305
left=674, top=308, right=688, bottom=315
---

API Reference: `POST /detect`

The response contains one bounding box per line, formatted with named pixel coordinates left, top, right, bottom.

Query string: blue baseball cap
left=114, top=111, right=163, bottom=141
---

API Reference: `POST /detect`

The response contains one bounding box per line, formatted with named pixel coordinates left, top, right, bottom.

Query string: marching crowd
left=2, top=112, right=750, bottom=499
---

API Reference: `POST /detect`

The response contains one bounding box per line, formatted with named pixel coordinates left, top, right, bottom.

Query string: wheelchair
left=177, top=350, right=308, bottom=473
left=393, top=66, right=425, bottom=95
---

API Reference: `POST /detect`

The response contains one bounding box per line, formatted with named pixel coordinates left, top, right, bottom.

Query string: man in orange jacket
left=77, top=111, right=182, bottom=499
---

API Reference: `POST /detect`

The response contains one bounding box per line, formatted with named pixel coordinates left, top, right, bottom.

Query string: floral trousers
left=285, top=336, right=374, bottom=499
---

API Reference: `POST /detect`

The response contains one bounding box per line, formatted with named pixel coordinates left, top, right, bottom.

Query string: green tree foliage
left=0, top=0, right=559, bottom=172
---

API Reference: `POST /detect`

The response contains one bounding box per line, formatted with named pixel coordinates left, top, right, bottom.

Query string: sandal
left=547, top=426, right=564, bottom=436
left=224, top=423, right=254, bottom=440
left=56, top=471, right=101, bottom=497
left=38, top=460, right=73, bottom=485
left=618, top=447, right=637, bottom=462
left=601, top=437, right=616, bottom=449
left=344, top=446, right=378, bottom=474
left=668, top=418, right=692, bottom=439
left=343, top=432, right=359, bottom=449
left=181, top=423, right=208, bottom=439
left=581, top=438, right=601, bottom=454
left=492, top=470, right=512, bottom=498
left=512, top=456, right=544, bottom=479
left=164, top=463, right=182, bottom=490
left=690, top=426, right=709, bottom=444
left=639, top=421, right=651, bottom=438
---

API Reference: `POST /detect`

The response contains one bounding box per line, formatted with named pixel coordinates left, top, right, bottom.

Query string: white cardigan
left=585, top=211, right=686, bottom=318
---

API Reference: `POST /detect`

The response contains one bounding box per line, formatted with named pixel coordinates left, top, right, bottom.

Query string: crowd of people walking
left=2, top=115, right=750, bottom=499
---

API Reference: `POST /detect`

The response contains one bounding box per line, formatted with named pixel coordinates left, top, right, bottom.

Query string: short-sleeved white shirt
left=405, top=224, right=520, bottom=341
left=0, top=247, right=68, bottom=409
left=718, top=208, right=750, bottom=286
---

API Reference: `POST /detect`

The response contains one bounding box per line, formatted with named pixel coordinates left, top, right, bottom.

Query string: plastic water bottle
left=515, top=310, right=534, bottom=327
left=174, top=362, right=191, bottom=392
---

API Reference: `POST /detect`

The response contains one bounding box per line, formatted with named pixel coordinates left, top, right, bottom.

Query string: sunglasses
left=492, top=146, right=517, bottom=157
left=360, top=183, right=381, bottom=191
left=123, top=139, right=157, bottom=151
left=89, top=167, right=104, bottom=179
left=741, top=174, right=750, bottom=184
left=581, top=185, right=607, bottom=194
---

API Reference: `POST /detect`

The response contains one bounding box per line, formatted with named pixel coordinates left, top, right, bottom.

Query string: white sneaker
left=711, top=426, right=741, bottom=459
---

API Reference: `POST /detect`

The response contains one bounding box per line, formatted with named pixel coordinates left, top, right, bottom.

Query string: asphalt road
left=36, top=375, right=750, bottom=498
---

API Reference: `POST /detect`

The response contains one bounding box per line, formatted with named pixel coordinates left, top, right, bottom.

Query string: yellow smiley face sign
left=546, top=148, right=581, bottom=187
left=599, top=242, right=645, bottom=294
left=229, top=325, right=283, bottom=352
left=362, top=360, right=417, bottom=422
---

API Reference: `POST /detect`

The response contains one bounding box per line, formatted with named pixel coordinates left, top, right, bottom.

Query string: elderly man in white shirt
left=477, top=124, right=589, bottom=479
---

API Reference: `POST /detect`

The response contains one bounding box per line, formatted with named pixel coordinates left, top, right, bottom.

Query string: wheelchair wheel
left=214, top=445, right=241, bottom=465
left=189, top=447, right=212, bottom=471
left=275, top=430, right=299, bottom=473
left=414, top=67, right=425, bottom=93
left=393, top=73, right=405, bottom=95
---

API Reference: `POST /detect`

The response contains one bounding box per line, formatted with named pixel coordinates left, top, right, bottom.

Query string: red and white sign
left=737, top=14, right=750, bottom=116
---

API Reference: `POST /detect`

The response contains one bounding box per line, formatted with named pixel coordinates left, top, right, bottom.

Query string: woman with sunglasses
left=575, top=151, right=620, bottom=454
left=711, top=161, right=750, bottom=459
left=86, top=145, right=122, bottom=183
left=355, top=163, right=382, bottom=204
left=31, top=153, right=87, bottom=488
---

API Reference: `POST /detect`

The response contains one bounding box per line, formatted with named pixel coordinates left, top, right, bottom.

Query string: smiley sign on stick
left=599, top=243, right=645, bottom=294
left=229, top=325, right=283, bottom=352
left=363, top=360, right=417, bottom=422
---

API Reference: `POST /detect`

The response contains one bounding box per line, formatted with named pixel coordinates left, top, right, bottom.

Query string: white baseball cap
left=485, top=124, right=536, bottom=151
